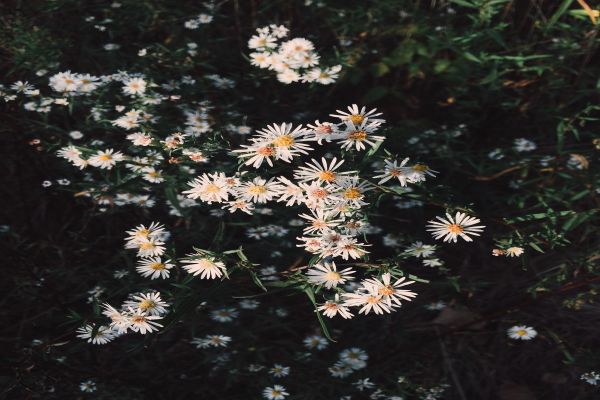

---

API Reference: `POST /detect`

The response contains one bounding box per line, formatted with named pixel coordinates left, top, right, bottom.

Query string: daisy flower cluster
left=248, top=25, right=342, bottom=85
left=77, top=291, right=169, bottom=343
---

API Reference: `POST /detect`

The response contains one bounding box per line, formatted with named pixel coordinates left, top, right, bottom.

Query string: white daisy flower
left=362, top=273, right=417, bottom=307
left=374, top=158, right=411, bottom=185
left=210, top=307, right=239, bottom=322
left=235, top=177, right=283, bottom=203
left=426, top=212, right=485, bottom=243
left=507, top=325, right=537, bottom=340
left=76, top=324, right=115, bottom=345
left=183, top=173, right=231, bottom=204
left=269, top=364, right=290, bottom=378
left=122, top=77, right=147, bottom=96
left=317, top=294, right=354, bottom=319
left=87, top=149, right=124, bottom=169
left=303, top=334, right=329, bottom=350
left=262, top=385, right=289, bottom=400
left=506, top=246, right=524, bottom=257
left=342, top=285, right=394, bottom=315
left=123, top=292, right=169, bottom=317
left=306, top=261, right=355, bottom=289
left=136, top=257, right=173, bottom=279
left=337, top=120, right=385, bottom=151
left=294, top=157, right=353, bottom=184
left=181, top=256, right=226, bottom=279
left=329, top=104, right=385, bottom=125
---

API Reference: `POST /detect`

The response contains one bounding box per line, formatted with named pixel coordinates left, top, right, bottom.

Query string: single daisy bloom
left=123, top=292, right=169, bottom=317
left=125, top=221, right=165, bottom=242
left=306, top=261, right=355, bottom=289
left=299, top=181, right=333, bottom=209
left=342, top=285, right=394, bottom=315
left=141, top=167, right=164, bottom=183
left=339, top=347, right=368, bottom=368
left=405, top=162, right=438, bottom=183
left=507, top=325, right=537, bottom=340
left=363, top=273, right=417, bottom=307
left=134, top=238, right=166, bottom=258
left=303, top=334, right=329, bottom=350
left=235, top=177, right=283, bottom=204
left=127, top=307, right=163, bottom=334
left=280, top=37, right=315, bottom=55
left=122, top=77, right=147, bottom=96
left=305, top=120, right=340, bottom=144
left=298, top=208, right=343, bottom=235
left=248, top=33, right=277, bottom=50
left=192, top=334, right=232, bottom=348
left=329, top=176, right=373, bottom=208
left=181, top=256, right=226, bottom=279
left=374, top=158, right=411, bottom=186
left=329, top=104, right=385, bottom=125
left=317, top=294, right=354, bottom=319
left=102, top=303, right=130, bottom=334
left=262, top=385, right=289, bottom=400
left=210, top=307, right=239, bottom=322
left=136, top=257, right=174, bottom=279
left=76, top=324, right=115, bottom=345
left=426, top=212, right=485, bottom=243
left=506, top=246, right=524, bottom=257
left=254, top=122, right=313, bottom=162
left=332, top=237, right=369, bottom=260
left=404, top=241, right=436, bottom=258
left=294, top=157, right=354, bottom=184
left=250, top=52, right=272, bottom=68
left=87, top=149, right=124, bottom=169
left=269, top=364, right=290, bottom=378
left=233, top=141, right=277, bottom=169
left=183, top=173, right=231, bottom=204
left=127, top=132, right=153, bottom=146
left=223, top=198, right=255, bottom=215
left=337, top=120, right=385, bottom=151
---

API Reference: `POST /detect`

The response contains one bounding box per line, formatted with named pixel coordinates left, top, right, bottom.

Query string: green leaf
left=249, top=271, right=268, bottom=292
left=529, top=242, right=545, bottom=253
left=304, top=287, right=335, bottom=342
left=449, top=0, right=477, bottom=8
left=546, top=0, right=575, bottom=29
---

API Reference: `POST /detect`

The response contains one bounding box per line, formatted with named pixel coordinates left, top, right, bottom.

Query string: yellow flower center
left=325, top=271, right=341, bottom=281
left=98, top=154, right=112, bottom=161
left=272, top=135, right=295, bottom=148
left=366, top=296, right=379, bottom=304
left=139, top=242, right=156, bottom=250
left=318, top=170, right=336, bottom=182
left=348, top=130, right=367, bottom=141
left=139, top=299, right=156, bottom=311
left=311, top=188, right=329, bottom=199
left=150, top=262, right=165, bottom=271
left=413, top=164, right=429, bottom=172
left=258, top=146, right=275, bottom=156
left=248, top=185, right=267, bottom=194
left=204, top=183, right=221, bottom=194
left=448, top=224, right=464, bottom=234
left=379, top=285, right=394, bottom=296
left=350, top=114, right=364, bottom=125
left=516, top=329, right=527, bottom=336
left=389, top=168, right=401, bottom=177
left=343, top=188, right=362, bottom=199
left=131, top=315, right=146, bottom=323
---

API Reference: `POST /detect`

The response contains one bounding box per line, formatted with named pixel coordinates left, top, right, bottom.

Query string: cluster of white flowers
left=248, top=25, right=342, bottom=85
left=77, top=291, right=169, bottom=343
